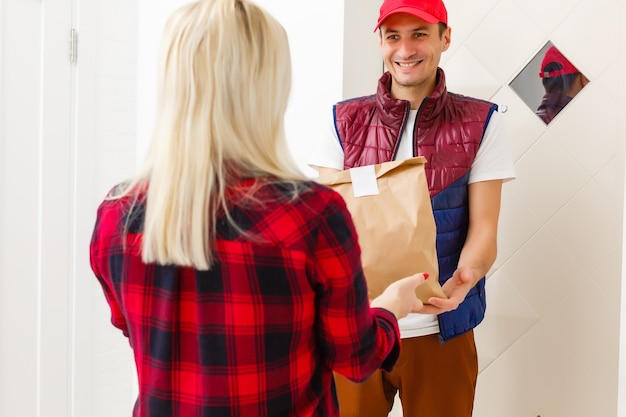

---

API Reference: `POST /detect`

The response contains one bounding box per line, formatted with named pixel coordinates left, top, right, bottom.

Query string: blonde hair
left=113, top=0, right=303, bottom=270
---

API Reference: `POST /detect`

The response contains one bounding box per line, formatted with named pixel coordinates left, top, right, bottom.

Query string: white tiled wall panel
left=441, top=0, right=623, bottom=415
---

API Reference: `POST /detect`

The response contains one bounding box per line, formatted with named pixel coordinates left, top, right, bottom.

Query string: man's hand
left=419, top=267, right=477, bottom=315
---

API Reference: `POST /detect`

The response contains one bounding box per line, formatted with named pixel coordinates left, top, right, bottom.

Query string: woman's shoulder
left=94, top=182, right=146, bottom=232
left=238, top=178, right=348, bottom=224
left=272, top=178, right=346, bottom=206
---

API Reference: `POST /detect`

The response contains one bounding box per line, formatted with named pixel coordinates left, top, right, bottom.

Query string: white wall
left=136, top=0, right=345, bottom=178
left=88, top=2, right=140, bottom=416
left=342, top=0, right=383, bottom=99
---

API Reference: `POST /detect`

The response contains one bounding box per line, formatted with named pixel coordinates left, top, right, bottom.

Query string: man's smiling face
left=380, top=13, right=450, bottom=103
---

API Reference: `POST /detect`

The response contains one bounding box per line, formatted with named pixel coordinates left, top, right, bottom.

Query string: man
left=310, top=0, right=516, bottom=415
left=536, top=45, right=588, bottom=124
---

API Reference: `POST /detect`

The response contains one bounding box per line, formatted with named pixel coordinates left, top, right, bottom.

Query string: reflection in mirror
left=509, top=41, right=589, bottom=125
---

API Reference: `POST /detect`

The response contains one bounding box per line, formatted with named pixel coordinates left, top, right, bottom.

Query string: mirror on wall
left=509, top=41, right=589, bottom=125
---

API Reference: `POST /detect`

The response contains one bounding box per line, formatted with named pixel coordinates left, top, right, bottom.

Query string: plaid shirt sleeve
left=312, top=191, right=401, bottom=380
left=89, top=181, right=401, bottom=417
left=89, top=198, right=130, bottom=337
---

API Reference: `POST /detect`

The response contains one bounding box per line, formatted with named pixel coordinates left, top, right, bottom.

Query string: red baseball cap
left=374, top=0, right=448, bottom=32
left=540, top=46, right=580, bottom=78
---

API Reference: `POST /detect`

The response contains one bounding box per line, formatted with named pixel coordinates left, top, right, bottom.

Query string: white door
left=0, top=0, right=80, bottom=415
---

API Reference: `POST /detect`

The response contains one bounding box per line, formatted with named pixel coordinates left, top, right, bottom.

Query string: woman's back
left=90, top=1, right=424, bottom=415
left=90, top=178, right=398, bottom=417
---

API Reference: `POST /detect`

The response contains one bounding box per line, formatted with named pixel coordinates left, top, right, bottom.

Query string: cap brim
left=374, top=7, right=439, bottom=32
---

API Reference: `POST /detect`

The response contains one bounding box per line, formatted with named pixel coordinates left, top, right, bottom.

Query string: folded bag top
left=319, top=156, right=445, bottom=303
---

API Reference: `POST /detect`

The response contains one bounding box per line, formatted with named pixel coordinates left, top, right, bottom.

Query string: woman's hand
left=370, top=273, right=428, bottom=319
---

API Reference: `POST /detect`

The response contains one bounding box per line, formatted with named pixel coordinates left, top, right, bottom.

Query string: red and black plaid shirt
left=90, top=178, right=400, bottom=417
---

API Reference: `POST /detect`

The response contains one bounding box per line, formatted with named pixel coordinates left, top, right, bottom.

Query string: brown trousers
left=334, top=330, right=478, bottom=417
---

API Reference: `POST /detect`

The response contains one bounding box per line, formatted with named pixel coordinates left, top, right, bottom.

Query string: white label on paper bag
left=349, top=165, right=379, bottom=197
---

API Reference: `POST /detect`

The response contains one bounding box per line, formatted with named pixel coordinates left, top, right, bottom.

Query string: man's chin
left=391, top=75, right=421, bottom=87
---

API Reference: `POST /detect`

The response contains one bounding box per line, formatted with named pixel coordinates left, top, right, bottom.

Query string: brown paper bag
left=319, top=156, right=445, bottom=303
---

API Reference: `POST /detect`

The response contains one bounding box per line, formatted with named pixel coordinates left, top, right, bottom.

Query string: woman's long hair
left=112, top=0, right=303, bottom=270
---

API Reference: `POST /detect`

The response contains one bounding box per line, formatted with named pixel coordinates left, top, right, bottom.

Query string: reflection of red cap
left=374, top=0, right=448, bottom=32
left=540, top=46, right=580, bottom=78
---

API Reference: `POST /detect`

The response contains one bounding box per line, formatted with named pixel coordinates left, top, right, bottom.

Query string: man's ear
left=442, top=26, right=452, bottom=51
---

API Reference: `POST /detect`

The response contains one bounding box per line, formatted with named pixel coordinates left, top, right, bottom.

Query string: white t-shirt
left=310, top=107, right=516, bottom=338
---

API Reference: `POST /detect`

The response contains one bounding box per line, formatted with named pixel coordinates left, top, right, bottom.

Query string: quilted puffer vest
left=334, top=69, right=497, bottom=342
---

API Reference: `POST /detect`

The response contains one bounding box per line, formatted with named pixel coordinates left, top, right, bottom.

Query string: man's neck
left=390, top=76, right=438, bottom=110
left=391, top=86, right=430, bottom=110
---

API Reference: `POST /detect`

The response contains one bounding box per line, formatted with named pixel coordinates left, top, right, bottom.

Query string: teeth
left=398, top=61, right=418, bottom=67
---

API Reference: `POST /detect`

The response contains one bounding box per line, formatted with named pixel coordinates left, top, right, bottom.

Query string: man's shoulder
left=444, top=92, right=499, bottom=122
left=333, top=94, right=377, bottom=119
left=335, top=94, right=377, bottom=107
left=446, top=91, right=497, bottom=108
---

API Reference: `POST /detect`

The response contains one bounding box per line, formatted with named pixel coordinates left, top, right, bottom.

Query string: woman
left=89, top=0, right=426, bottom=416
